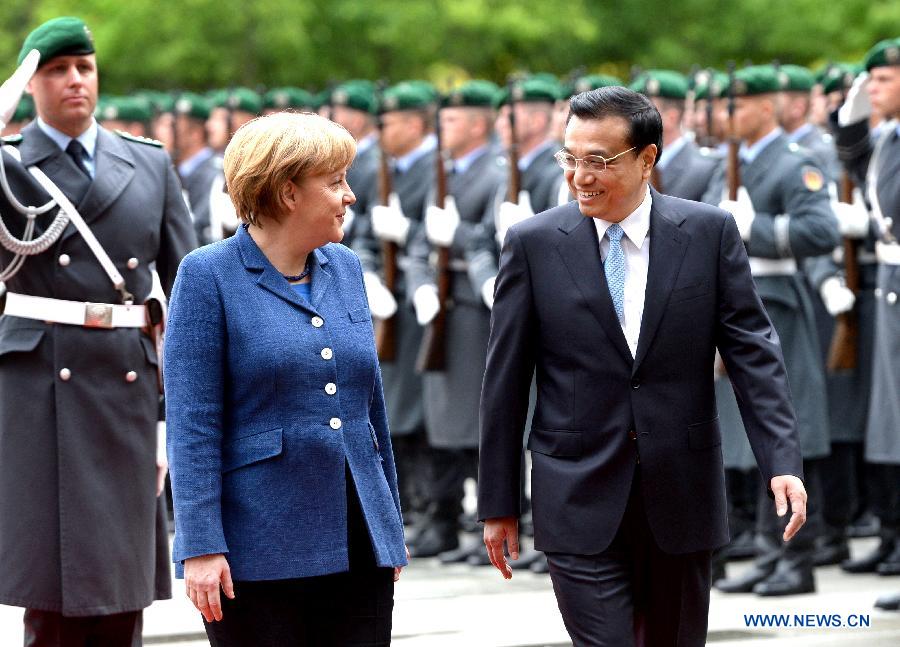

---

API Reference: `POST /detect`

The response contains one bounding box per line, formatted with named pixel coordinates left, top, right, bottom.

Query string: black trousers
left=545, top=472, right=711, bottom=647
left=425, top=446, right=478, bottom=521
left=204, top=472, right=395, bottom=647
left=23, top=610, right=142, bottom=647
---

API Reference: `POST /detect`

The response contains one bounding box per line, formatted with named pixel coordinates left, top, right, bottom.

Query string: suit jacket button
left=629, top=429, right=637, bottom=440
left=329, top=417, right=342, bottom=430
left=312, top=316, right=324, bottom=328
left=59, top=368, right=72, bottom=381
left=58, top=254, right=71, bottom=267
left=325, top=382, right=337, bottom=395
left=631, top=379, right=641, bottom=389
left=321, top=347, right=333, bottom=360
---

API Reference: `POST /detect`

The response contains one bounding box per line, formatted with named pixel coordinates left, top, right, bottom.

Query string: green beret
left=12, top=94, right=35, bottom=122
left=175, top=92, right=212, bottom=121
left=380, top=81, right=435, bottom=113
left=862, top=37, right=900, bottom=71
left=210, top=88, right=261, bottom=114
left=776, top=64, right=815, bottom=92
left=817, top=63, right=862, bottom=94
left=693, top=70, right=729, bottom=101
left=494, top=77, right=560, bottom=108
left=442, top=80, right=500, bottom=108
left=147, top=92, right=175, bottom=114
left=19, top=16, right=94, bottom=66
left=96, top=96, right=151, bottom=124
left=264, top=87, right=316, bottom=111
left=570, top=74, right=623, bottom=96
left=329, top=81, right=377, bottom=114
left=731, top=65, right=781, bottom=96
left=629, top=70, right=689, bottom=99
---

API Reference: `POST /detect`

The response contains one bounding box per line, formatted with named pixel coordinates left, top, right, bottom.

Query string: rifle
left=704, top=69, right=716, bottom=148
left=726, top=61, right=741, bottom=201
left=415, top=100, right=451, bottom=372
left=374, top=83, right=398, bottom=361
left=506, top=78, right=521, bottom=204
left=826, top=172, right=860, bottom=371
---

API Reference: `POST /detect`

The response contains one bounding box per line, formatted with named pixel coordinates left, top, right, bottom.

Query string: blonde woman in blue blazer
left=164, top=112, right=407, bottom=646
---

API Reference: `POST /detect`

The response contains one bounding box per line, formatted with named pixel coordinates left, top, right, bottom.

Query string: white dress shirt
left=593, top=187, right=652, bottom=357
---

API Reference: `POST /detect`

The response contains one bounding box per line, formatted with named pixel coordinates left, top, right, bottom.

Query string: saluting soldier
left=0, top=17, right=196, bottom=644
left=328, top=80, right=380, bottom=247
left=831, top=38, right=900, bottom=611
left=630, top=69, right=721, bottom=201
left=352, top=81, right=438, bottom=537
left=404, top=80, right=506, bottom=560
left=703, top=65, right=839, bottom=597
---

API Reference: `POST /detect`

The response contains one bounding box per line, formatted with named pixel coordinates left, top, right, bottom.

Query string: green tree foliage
left=2, top=0, right=898, bottom=92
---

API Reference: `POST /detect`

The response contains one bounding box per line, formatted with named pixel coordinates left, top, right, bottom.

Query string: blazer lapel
left=308, top=248, right=333, bottom=310
left=554, top=203, right=633, bottom=366
left=632, top=190, right=690, bottom=373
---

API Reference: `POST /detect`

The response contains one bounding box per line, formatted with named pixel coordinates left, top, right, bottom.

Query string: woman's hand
left=184, top=553, right=235, bottom=622
left=394, top=545, right=410, bottom=582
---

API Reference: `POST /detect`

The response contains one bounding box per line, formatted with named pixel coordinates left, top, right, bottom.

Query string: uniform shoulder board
left=115, top=130, right=164, bottom=148
left=1, top=134, right=24, bottom=145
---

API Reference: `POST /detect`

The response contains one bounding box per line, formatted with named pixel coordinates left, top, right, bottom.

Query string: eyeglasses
left=554, top=147, right=636, bottom=172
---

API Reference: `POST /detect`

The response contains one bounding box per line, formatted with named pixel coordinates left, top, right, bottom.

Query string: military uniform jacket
left=0, top=123, right=196, bottom=615
left=702, top=133, right=839, bottom=462
left=345, top=140, right=379, bottom=246
left=792, top=124, right=841, bottom=183
left=179, top=148, right=221, bottom=246
left=407, top=148, right=506, bottom=448
left=658, top=139, right=721, bottom=202
left=352, top=148, right=436, bottom=435
left=837, top=119, right=900, bottom=463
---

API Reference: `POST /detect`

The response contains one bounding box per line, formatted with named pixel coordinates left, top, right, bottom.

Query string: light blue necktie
left=605, top=224, right=626, bottom=323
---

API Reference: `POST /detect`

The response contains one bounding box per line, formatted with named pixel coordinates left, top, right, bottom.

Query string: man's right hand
left=483, top=516, right=519, bottom=580
left=184, top=553, right=235, bottom=622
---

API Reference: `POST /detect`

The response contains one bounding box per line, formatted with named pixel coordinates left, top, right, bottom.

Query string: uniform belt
left=876, top=241, right=900, bottom=266
left=2, top=293, right=147, bottom=328
left=748, top=257, right=797, bottom=276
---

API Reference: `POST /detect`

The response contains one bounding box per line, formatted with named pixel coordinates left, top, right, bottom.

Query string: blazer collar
left=237, top=224, right=333, bottom=314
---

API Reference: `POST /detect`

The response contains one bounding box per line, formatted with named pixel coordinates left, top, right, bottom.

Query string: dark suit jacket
left=477, top=188, right=803, bottom=555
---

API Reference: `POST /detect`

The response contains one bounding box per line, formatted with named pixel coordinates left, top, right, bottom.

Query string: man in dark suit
left=478, top=86, right=808, bottom=646
left=0, top=16, right=196, bottom=646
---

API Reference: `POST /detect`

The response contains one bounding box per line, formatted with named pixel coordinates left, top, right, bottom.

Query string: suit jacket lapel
left=632, top=190, right=689, bottom=373
left=554, top=203, right=633, bottom=366
left=308, top=248, right=333, bottom=310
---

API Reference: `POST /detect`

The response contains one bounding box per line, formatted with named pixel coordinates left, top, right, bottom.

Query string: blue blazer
left=164, top=225, right=407, bottom=580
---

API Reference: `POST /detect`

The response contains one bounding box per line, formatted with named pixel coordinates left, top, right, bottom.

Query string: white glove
left=719, top=187, right=756, bottom=241
left=342, top=205, right=355, bottom=233
left=831, top=188, right=870, bottom=238
left=820, top=276, right=856, bottom=316
left=838, top=72, right=871, bottom=126
left=495, top=191, right=534, bottom=246
left=425, top=196, right=461, bottom=247
left=157, top=421, right=168, bottom=498
left=481, top=276, right=496, bottom=310
left=372, top=193, right=410, bottom=245
left=413, top=285, right=440, bottom=326
left=363, top=272, right=398, bottom=320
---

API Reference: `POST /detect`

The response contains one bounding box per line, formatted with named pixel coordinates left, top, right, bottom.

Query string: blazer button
left=58, top=254, right=71, bottom=267
left=321, top=347, right=333, bottom=360
left=59, top=368, right=72, bottom=381
left=631, top=378, right=641, bottom=390
left=629, top=429, right=637, bottom=440
left=125, top=370, right=138, bottom=383
left=329, top=417, right=342, bottom=430
left=312, top=316, right=324, bottom=328
left=325, top=382, right=337, bottom=395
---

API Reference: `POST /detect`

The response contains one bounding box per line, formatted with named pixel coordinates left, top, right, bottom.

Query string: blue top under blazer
left=164, top=224, right=407, bottom=580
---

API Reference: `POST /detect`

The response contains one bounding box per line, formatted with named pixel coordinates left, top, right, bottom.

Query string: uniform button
left=874, top=288, right=883, bottom=299
left=125, top=370, right=138, bottom=383
left=888, top=292, right=898, bottom=305
left=631, top=379, right=641, bottom=390
left=325, top=382, right=337, bottom=395
left=127, top=257, right=139, bottom=269
left=321, top=348, right=333, bottom=360
left=59, top=368, right=71, bottom=381
left=312, top=316, right=324, bottom=328
left=58, top=254, right=71, bottom=267
left=629, top=429, right=637, bottom=440
left=329, top=417, right=342, bottom=430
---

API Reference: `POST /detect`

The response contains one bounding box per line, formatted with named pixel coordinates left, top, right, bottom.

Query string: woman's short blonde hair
left=223, top=112, right=356, bottom=227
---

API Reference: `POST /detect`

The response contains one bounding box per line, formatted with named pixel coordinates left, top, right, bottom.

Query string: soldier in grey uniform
left=703, top=65, right=839, bottom=597
left=0, top=17, right=196, bottom=645
left=170, top=93, right=220, bottom=246
left=404, top=80, right=506, bottom=560
left=831, top=38, right=900, bottom=610
left=779, top=65, right=842, bottom=180
left=329, top=80, right=379, bottom=247
left=352, top=81, right=437, bottom=541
